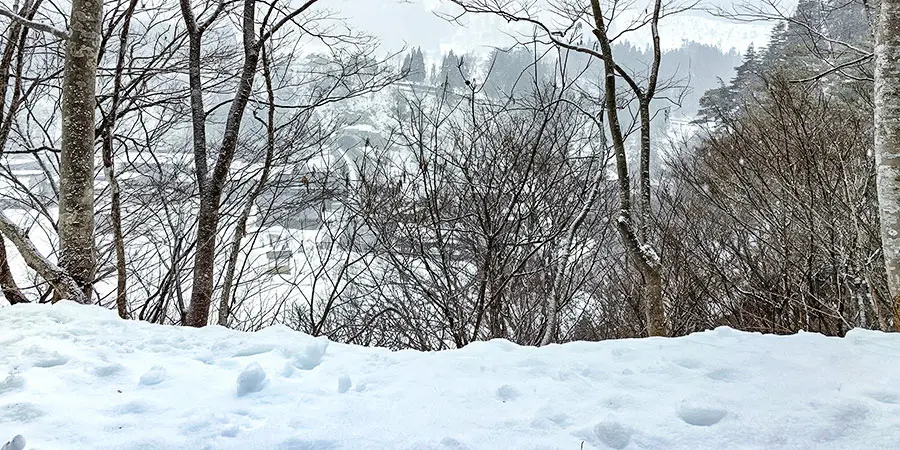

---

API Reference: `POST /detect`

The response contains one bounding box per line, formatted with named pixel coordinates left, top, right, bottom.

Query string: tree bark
left=184, top=0, right=261, bottom=327
left=590, top=0, right=667, bottom=336
left=58, top=0, right=102, bottom=301
left=0, top=237, right=28, bottom=304
left=875, top=0, right=900, bottom=331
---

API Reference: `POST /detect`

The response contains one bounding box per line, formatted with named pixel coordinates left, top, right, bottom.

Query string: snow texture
left=1, top=302, right=899, bottom=449
left=1, top=436, right=25, bottom=450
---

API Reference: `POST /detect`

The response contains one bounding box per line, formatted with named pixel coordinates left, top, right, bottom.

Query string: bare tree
left=0, top=0, right=91, bottom=303
left=0, top=1, right=34, bottom=305
left=178, top=0, right=402, bottom=326
left=99, top=0, right=139, bottom=318
left=57, top=0, right=103, bottom=300
left=667, top=74, right=885, bottom=335
left=446, top=0, right=686, bottom=335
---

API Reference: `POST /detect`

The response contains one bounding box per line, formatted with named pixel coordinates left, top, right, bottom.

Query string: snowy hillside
left=1, top=303, right=898, bottom=449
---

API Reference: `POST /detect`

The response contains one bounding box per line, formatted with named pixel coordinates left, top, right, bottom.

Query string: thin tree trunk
left=540, top=167, right=606, bottom=345
left=0, top=237, right=28, bottom=304
left=0, top=1, right=41, bottom=306
left=218, top=47, right=277, bottom=327
left=590, top=0, right=667, bottom=336
left=183, top=0, right=323, bottom=326
left=185, top=0, right=261, bottom=327
left=874, top=0, right=900, bottom=331
left=58, top=0, right=103, bottom=301
left=101, top=0, right=138, bottom=319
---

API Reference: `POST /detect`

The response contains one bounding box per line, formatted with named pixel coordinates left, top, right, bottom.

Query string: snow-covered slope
left=1, top=303, right=898, bottom=449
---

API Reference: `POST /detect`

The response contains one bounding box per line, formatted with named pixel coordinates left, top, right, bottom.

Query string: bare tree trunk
left=58, top=0, right=102, bottom=301
left=0, top=5, right=33, bottom=305
left=177, top=0, right=223, bottom=188
left=182, top=0, right=341, bottom=327
left=643, top=263, right=665, bottom=336
left=635, top=0, right=666, bottom=336
left=540, top=167, right=606, bottom=345
left=0, top=237, right=28, bottom=304
left=875, top=0, right=900, bottom=331
left=100, top=0, right=138, bottom=319
left=185, top=0, right=262, bottom=327
left=218, top=47, right=276, bottom=327
left=590, top=0, right=667, bottom=336
left=0, top=1, right=42, bottom=305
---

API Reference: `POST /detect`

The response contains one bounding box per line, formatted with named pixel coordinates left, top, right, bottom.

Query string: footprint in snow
left=705, top=368, right=740, bottom=382
left=93, top=363, right=125, bottom=378
left=530, top=411, right=572, bottom=429
left=440, top=437, right=470, bottom=449
left=33, top=353, right=69, bottom=368
left=496, top=384, right=520, bottom=402
left=139, top=366, right=167, bottom=386
left=0, top=374, right=25, bottom=394
left=0, top=403, right=44, bottom=423
left=865, top=391, right=900, bottom=404
left=677, top=406, right=727, bottom=426
left=593, top=421, right=634, bottom=450
left=115, top=400, right=154, bottom=415
left=22, top=346, right=69, bottom=368
left=672, top=358, right=703, bottom=370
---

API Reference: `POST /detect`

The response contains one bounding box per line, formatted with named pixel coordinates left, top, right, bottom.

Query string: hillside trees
left=401, top=47, right=427, bottom=82
left=448, top=0, right=682, bottom=337
left=351, top=77, right=615, bottom=348
left=665, top=0, right=886, bottom=334
left=179, top=0, right=400, bottom=326
left=667, top=76, right=885, bottom=334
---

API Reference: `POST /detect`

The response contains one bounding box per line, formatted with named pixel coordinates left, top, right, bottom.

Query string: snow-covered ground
left=1, top=303, right=898, bottom=449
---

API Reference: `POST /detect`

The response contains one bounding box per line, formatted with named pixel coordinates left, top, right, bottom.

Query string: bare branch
left=0, top=7, right=68, bottom=40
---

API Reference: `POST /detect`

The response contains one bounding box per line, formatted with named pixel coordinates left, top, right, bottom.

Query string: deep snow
left=1, top=303, right=899, bottom=449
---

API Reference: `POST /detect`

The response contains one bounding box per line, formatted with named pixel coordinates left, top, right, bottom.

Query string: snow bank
left=1, top=303, right=898, bottom=449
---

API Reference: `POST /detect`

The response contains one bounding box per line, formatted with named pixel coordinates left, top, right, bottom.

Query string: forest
left=0, top=0, right=893, bottom=350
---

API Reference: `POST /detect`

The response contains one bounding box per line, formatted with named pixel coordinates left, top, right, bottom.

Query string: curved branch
left=0, top=7, right=68, bottom=40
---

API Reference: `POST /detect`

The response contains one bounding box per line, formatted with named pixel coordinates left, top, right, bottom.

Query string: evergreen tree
left=436, top=50, right=469, bottom=90
left=400, top=53, right=412, bottom=77
left=409, top=47, right=426, bottom=82
left=401, top=47, right=427, bottom=82
left=696, top=45, right=762, bottom=124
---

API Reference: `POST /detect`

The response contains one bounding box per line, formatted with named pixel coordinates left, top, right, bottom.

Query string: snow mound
left=1, top=436, right=25, bottom=450
left=337, top=374, right=352, bottom=394
left=236, top=363, right=267, bottom=396
left=1, top=302, right=899, bottom=449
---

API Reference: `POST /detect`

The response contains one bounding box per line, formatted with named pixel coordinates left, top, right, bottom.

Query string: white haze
left=330, top=0, right=799, bottom=58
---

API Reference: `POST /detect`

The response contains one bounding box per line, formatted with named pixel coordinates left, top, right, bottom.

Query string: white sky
left=329, top=0, right=795, bottom=57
